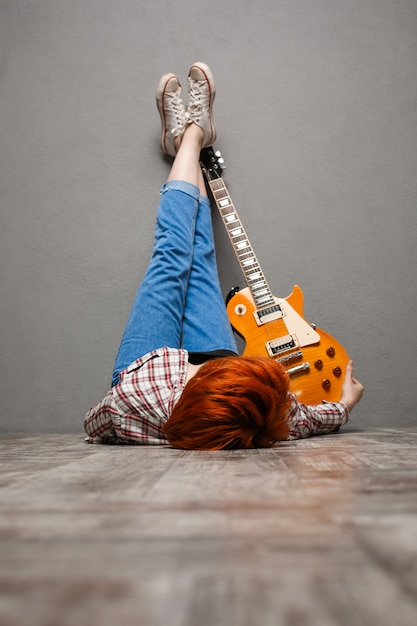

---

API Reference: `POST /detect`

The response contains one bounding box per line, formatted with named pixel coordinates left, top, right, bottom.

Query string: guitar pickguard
left=275, top=297, right=320, bottom=347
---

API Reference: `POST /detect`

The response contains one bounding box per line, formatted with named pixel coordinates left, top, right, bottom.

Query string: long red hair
left=163, top=356, right=290, bottom=450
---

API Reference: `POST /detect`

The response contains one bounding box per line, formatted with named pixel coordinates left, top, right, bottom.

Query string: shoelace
left=167, top=91, right=188, bottom=137
left=188, top=80, right=206, bottom=119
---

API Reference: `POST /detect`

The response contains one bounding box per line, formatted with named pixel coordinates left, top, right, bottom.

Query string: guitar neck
left=207, top=177, right=276, bottom=310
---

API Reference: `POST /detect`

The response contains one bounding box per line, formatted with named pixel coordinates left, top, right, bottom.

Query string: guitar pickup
left=254, top=303, right=283, bottom=326
left=266, top=335, right=298, bottom=357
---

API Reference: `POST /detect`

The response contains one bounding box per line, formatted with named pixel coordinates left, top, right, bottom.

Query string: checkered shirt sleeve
left=84, top=347, right=188, bottom=445
left=285, top=393, right=349, bottom=440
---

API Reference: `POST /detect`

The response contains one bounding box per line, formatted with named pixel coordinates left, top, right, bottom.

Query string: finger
left=345, top=360, right=354, bottom=379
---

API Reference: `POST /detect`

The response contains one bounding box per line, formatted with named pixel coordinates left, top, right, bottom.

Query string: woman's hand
left=340, top=360, right=365, bottom=412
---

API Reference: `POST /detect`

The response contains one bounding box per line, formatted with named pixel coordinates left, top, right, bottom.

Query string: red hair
left=163, top=356, right=290, bottom=450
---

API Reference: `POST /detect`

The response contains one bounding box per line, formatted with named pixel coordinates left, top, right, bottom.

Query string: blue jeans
left=111, top=180, right=238, bottom=386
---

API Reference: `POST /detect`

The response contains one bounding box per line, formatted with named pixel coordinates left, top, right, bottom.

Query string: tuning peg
left=214, top=151, right=225, bottom=168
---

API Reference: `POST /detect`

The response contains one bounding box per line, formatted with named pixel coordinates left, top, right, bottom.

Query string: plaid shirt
left=84, top=347, right=349, bottom=445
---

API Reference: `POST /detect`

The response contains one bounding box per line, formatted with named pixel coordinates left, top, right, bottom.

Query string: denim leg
left=111, top=181, right=199, bottom=386
left=181, top=196, right=238, bottom=353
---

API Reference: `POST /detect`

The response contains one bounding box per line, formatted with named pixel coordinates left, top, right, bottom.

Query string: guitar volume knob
left=326, top=347, right=335, bottom=357
left=333, top=366, right=342, bottom=377
left=314, top=360, right=323, bottom=370
left=322, top=379, right=331, bottom=390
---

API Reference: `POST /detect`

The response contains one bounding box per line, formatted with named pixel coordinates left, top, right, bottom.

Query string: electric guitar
left=200, top=147, right=349, bottom=406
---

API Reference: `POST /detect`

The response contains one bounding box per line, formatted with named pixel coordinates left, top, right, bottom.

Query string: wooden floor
left=0, top=429, right=417, bottom=626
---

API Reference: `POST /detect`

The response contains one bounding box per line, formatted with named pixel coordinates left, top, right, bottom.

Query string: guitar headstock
left=200, top=146, right=225, bottom=182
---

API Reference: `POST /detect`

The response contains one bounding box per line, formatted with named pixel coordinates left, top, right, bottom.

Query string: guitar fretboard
left=208, top=178, right=275, bottom=309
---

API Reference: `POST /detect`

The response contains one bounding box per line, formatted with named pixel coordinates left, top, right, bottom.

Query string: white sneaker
left=156, top=73, right=187, bottom=156
left=187, top=62, right=216, bottom=147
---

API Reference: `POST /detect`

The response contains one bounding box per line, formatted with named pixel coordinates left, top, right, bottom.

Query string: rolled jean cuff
left=160, top=180, right=200, bottom=199
left=199, top=195, right=211, bottom=209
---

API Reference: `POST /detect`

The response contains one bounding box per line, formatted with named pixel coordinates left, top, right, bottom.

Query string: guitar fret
left=257, top=295, right=274, bottom=305
left=231, top=234, right=246, bottom=243
left=239, top=253, right=256, bottom=262
left=214, top=193, right=229, bottom=202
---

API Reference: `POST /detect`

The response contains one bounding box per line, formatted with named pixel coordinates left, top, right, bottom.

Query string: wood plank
left=0, top=429, right=417, bottom=625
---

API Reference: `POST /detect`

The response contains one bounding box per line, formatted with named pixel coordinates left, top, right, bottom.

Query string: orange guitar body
left=227, top=285, right=349, bottom=406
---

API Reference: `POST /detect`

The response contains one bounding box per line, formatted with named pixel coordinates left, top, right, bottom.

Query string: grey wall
left=1, top=0, right=416, bottom=434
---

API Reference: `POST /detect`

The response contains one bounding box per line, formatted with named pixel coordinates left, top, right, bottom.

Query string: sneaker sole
left=189, top=62, right=216, bottom=145
left=156, top=72, right=179, bottom=156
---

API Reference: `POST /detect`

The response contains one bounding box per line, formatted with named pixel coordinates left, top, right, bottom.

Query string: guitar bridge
left=254, top=303, right=283, bottom=326
left=266, top=335, right=298, bottom=357
left=287, top=362, right=310, bottom=377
